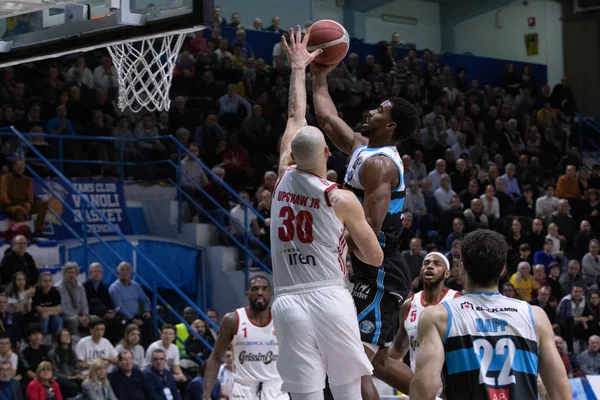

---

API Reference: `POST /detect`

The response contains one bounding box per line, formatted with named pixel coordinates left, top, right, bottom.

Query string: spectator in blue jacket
left=143, top=348, right=181, bottom=400
left=185, top=362, right=221, bottom=400
left=534, top=239, right=560, bottom=276
left=109, top=262, right=153, bottom=346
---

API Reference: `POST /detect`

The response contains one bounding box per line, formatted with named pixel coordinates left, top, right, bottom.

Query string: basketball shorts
left=272, top=282, right=373, bottom=394
left=352, top=280, right=403, bottom=350
left=231, top=379, right=289, bottom=400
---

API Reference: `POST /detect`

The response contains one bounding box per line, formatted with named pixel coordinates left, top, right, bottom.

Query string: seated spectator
left=439, top=196, right=464, bottom=238
left=583, top=239, right=600, bottom=288
left=530, top=286, right=556, bottom=325
left=0, top=159, right=49, bottom=236
left=84, top=263, right=122, bottom=343
left=81, top=359, right=118, bottom=400
left=32, top=272, right=63, bottom=335
left=533, top=264, right=547, bottom=289
left=534, top=239, right=560, bottom=276
left=574, top=220, right=595, bottom=262
left=555, top=336, right=574, bottom=378
left=49, top=329, right=82, bottom=399
left=175, top=307, right=197, bottom=359
left=109, top=350, right=148, bottom=400
left=205, top=310, right=218, bottom=342
left=0, top=235, right=39, bottom=288
left=445, top=218, right=465, bottom=251
left=108, top=262, right=153, bottom=346
left=494, top=177, right=514, bottom=217
left=181, top=143, right=209, bottom=223
left=560, top=260, right=587, bottom=297
left=434, top=174, right=456, bottom=212
left=506, top=218, right=527, bottom=259
left=144, top=325, right=186, bottom=383
left=143, top=348, right=181, bottom=400
left=577, top=335, right=600, bottom=375
left=547, top=262, right=564, bottom=302
left=508, top=243, right=533, bottom=277
left=514, top=185, right=535, bottom=219
left=218, top=350, right=235, bottom=398
left=463, top=198, right=489, bottom=232
left=19, top=326, right=50, bottom=385
left=54, top=262, right=90, bottom=335
left=401, top=238, right=425, bottom=280
left=557, top=285, right=593, bottom=353
left=459, top=179, right=480, bottom=211
left=527, top=218, right=546, bottom=253
left=550, top=200, right=577, bottom=242
left=536, top=185, right=560, bottom=219
left=502, top=282, right=519, bottom=299
left=75, top=320, right=118, bottom=376
left=0, top=333, right=17, bottom=374
left=183, top=319, right=214, bottom=366
left=185, top=363, right=221, bottom=400
left=6, top=271, right=35, bottom=315
left=509, top=262, right=539, bottom=302
left=556, top=165, right=581, bottom=200
left=25, top=361, right=62, bottom=400
left=0, top=294, right=20, bottom=344
left=500, top=163, right=521, bottom=199
left=0, top=360, right=23, bottom=400
left=115, top=324, right=144, bottom=368
left=480, top=185, right=500, bottom=219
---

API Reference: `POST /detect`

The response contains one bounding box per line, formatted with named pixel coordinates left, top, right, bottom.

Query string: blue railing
left=0, top=129, right=273, bottom=276
left=5, top=126, right=216, bottom=355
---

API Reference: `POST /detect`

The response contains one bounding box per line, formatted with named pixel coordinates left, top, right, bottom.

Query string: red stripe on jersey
left=234, top=309, right=240, bottom=333
left=404, top=295, right=414, bottom=320
left=453, top=290, right=461, bottom=298
left=337, top=233, right=347, bottom=278
left=324, top=184, right=340, bottom=207
left=420, top=287, right=452, bottom=307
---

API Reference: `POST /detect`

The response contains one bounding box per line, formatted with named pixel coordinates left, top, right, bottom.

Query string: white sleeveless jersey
left=270, top=166, right=347, bottom=291
left=344, top=145, right=405, bottom=193
left=232, top=307, right=280, bottom=383
left=404, top=288, right=459, bottom=370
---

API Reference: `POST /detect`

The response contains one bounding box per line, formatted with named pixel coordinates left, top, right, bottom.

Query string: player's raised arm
left=389, top=300, right=411, bottom=360
left=311, top=63, right=367, bottom=155
left=202, top=312, right=237, bottom=400
left=409, top=305, right=446, bottom=399
left=533, top=306, right=572, bottom=400
left=278, top=26, right=323, bottom=176
left=329, top=188, right=383, bottom=267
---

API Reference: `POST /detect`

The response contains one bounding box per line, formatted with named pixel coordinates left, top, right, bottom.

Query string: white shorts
left=231, top=379, right=289, bottom=400
left=272, top=284, right=373, bottom=394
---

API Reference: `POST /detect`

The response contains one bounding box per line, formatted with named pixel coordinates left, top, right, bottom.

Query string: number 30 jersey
left=270, top=166, right=348, bottom=292
left=441, top=292, right=539, bottom=400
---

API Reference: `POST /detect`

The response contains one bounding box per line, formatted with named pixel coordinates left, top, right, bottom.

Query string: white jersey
left=345, top=145, right=405, bottom=193
left=270, top=166, right=347, bottom=292
left=232, top=307, right=280, bottom=383
left=404, top=288, right=458, bottom=370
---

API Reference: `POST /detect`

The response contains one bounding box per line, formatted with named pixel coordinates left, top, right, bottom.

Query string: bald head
left=291, top=126, right=328, bottom=170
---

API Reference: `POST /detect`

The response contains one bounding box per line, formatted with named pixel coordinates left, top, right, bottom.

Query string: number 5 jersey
left=441, top=292, right=539, bottom=400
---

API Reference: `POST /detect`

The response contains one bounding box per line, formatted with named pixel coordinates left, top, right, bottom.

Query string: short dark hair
left=460, top=230, right=508, bottom=287
left=161, top=324, right=176, bottom=333
left=248, top=274, right=271, bottom=288
left=544, top=238, right=554, bottom=246
left=118, top=350, right=132, bottom=361
left=90, top=319, right=106, bottom=329
left=388, top=97, right=420, bottom=143
left=548, top=261, right=561, bottom=272
left=519, top=243, right=531, bottom=252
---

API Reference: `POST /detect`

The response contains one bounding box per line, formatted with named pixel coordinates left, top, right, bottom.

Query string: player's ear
left=325, top=145, right=331, bottom=158
left=387, top=121, right=397, bottom=132
left=444, top=269, right=451, bottom=279
left=501, top=264, right=507, bottom=277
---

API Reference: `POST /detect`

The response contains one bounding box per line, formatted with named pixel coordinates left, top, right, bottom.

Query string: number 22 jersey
left=441, top=292, right=538, bottom=400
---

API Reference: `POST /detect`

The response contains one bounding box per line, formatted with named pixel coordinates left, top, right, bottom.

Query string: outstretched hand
left=282, top=25, right=323, bottom=70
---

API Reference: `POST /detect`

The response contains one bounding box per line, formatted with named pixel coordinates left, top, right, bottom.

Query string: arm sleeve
left=1, top=175, right=10, bottom=206
left=136, top=283, right=151, bottom=313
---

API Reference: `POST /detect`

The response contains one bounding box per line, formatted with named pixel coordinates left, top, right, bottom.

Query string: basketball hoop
left=107, top=32, right=187, bottom=112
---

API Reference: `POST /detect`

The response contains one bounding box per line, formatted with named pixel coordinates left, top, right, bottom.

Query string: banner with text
left=34, top=179, right=131, bottom=239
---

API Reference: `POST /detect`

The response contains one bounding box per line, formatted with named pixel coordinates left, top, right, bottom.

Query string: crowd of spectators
left=0, top=238, right=224, bottom=399
left=0, top=3, right=596, bottom=395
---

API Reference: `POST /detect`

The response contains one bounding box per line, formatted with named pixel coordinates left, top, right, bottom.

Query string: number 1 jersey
left=270, top=166, right=348, bottom=291
left=441, top=292, right=539, bottom=400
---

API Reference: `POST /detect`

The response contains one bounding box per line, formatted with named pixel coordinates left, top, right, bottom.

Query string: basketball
left=306, top=20, right=350, bottom=65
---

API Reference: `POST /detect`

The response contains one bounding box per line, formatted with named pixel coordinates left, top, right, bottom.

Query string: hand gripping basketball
left=281, top=25, right=323, bottom=70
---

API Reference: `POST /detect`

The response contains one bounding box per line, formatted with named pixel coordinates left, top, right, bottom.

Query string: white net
left=107, top=33, right=187, bottom=112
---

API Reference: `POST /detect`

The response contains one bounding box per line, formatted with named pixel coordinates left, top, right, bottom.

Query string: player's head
left=291, top=126, right=331, bottom=171
left=420, top=252, right=451, bottom=289
left=460, top=229, right=508, bottom=289
left=246, top=275, right=272, bottom=312
left=361, top=97, right=420, bottom=144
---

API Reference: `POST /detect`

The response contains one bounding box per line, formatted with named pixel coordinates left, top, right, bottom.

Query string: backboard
left=0, top=0, right=213, bottom=67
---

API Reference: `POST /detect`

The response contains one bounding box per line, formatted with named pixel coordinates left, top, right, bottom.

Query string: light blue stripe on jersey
left=388, top=198, right=405, bottom=214
left=445, top=348, right=538, bottom=375
left=442, top=302, right=452, bottom=343
left=366, top=151, right=404, bottom=192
